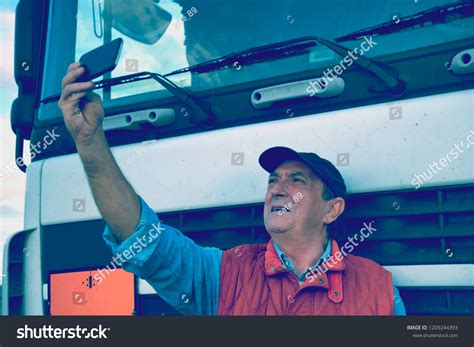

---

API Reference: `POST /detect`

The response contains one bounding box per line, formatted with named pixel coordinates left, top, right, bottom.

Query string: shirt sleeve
left=393, top=285, right=407, bottom=315
left=102, top=196, right=223, bottom=315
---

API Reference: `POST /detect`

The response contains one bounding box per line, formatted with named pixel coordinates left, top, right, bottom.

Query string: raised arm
left=58, top=62, right=140, bottom=241
left=59, top=62, right=222, bottom=315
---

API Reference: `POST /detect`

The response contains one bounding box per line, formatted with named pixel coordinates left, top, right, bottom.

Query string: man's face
left=264, top=160, right=329, bottom=235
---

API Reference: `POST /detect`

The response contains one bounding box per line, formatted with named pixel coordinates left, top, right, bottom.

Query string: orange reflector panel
left=50, top=268, right=134, bottom=316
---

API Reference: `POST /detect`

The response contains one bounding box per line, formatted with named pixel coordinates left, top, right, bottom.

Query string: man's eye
left=293, top=178, right=304, bottom=183
left=268, top=178, right=277, bottom=184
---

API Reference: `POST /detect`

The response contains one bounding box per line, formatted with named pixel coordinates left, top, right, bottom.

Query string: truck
left=3, top=0, right=474, bottom=315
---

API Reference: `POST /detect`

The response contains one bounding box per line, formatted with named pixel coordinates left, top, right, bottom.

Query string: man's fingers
left=62, top=66, right=86, bottom=89
left=59, top=99, right=81, bottom=123
left=62, top=66, right=85, bottom=88
left=69, top=91, right=88, bottom=102
left=61, top=81, right=94, bottom=102
left=67, top=62, right=81, bottom=73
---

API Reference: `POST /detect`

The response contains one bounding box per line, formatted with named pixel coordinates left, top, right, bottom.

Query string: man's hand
left=59, top=62, right=104, bottom=145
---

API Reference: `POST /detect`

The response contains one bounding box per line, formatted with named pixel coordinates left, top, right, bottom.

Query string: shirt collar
left=264, top=239, right=346, bottom=303
left=272, top=238, right=332, bottom=277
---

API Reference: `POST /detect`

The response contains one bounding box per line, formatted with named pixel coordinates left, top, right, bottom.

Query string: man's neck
left=272, top=229, right=329, bottom=276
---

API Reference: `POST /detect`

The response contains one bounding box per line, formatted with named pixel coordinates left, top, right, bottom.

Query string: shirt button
left=319, top=278, right=324, bottom=284
left=333, top=290, right=339, bottom=297
left=269, top=265, right=275, bottom=271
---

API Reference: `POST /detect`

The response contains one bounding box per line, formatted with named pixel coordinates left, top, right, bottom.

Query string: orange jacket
left=218, top=240, right=394, bottom=315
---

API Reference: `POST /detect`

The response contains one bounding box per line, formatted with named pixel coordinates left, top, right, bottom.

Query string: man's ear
left=322, top=197, right=345, bottom=225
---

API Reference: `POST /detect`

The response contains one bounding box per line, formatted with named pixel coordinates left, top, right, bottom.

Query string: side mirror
left=105, top=0, right=172, bottom=45
left=11, top=0, right=47, bottom=172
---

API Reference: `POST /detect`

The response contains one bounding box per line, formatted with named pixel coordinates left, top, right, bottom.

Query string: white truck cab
left=3, top=0, right=474, bottom=315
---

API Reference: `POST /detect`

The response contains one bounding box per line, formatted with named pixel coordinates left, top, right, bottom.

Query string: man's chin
left=267, top=228, right=289, bottom=234
left=265, top=219, right=292, bottom=234
left=264, top=211, right=294, bottom=231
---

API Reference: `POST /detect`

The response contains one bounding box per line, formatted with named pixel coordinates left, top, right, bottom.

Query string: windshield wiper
left=314, top=36, right=405, bottom=97
left=40, top=71, right=216, bottom=128
left=335, top=0, right=474, bottom=42
left=169, top=36, right=405, bottom=97
left=165, top=37, right=317, bottom=76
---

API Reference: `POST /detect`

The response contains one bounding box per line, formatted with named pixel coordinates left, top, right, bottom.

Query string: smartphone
left=77, top=38, right=123, bottom=82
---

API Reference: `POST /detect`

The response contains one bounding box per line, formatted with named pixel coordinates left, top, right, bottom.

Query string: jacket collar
left=273, top=238, right=332, bottom=274
left=264, top=239, right=345, bottom=303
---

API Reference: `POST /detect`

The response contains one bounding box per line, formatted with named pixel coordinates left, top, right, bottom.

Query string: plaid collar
left=272, top=239, right=332, bottom=281
left=264, top=238, right=346, bottom=303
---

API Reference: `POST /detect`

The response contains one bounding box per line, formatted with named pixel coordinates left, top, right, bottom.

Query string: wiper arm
left=335, top=0, right=474, bottom=42
left=165, top=36, right=317, bottom=76
left=314, top=36, right=405, bottom=97
left=167, top=35, right=404, bottom=97
left=40, top=71, right=216, bottom=128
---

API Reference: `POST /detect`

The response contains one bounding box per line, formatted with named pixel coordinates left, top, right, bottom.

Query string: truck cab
left=3, top=0, right=474, bottom=315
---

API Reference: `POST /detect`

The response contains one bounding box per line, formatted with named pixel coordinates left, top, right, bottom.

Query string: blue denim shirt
left=103, top=197, right=406, bottom=315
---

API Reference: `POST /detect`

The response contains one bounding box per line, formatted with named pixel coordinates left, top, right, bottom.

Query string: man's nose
left=269, top=180, right=289, bottom=197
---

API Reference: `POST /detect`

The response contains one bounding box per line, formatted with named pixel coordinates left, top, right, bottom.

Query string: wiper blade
left=39, top=72, right=152, bottom=105
left=335, top=0, right=474, bottom=42
left=165, top=36, right=317, bottom=76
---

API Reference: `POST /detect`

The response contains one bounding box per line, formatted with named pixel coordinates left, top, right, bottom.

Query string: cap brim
left=258, top=147, right=301, bottom=173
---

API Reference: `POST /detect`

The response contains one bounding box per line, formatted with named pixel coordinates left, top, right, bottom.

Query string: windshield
left=38, top=0, right=474, bottom=120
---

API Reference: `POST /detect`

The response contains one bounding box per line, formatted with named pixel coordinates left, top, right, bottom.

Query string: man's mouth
left=270, top=206, right=291, bottom=214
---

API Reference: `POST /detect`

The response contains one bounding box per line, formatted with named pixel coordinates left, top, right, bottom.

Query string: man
left=59, top=62, right=406, bottom=315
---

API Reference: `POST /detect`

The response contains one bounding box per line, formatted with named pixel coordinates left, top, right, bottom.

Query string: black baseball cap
left=259, top=146, right=347, bottom=199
